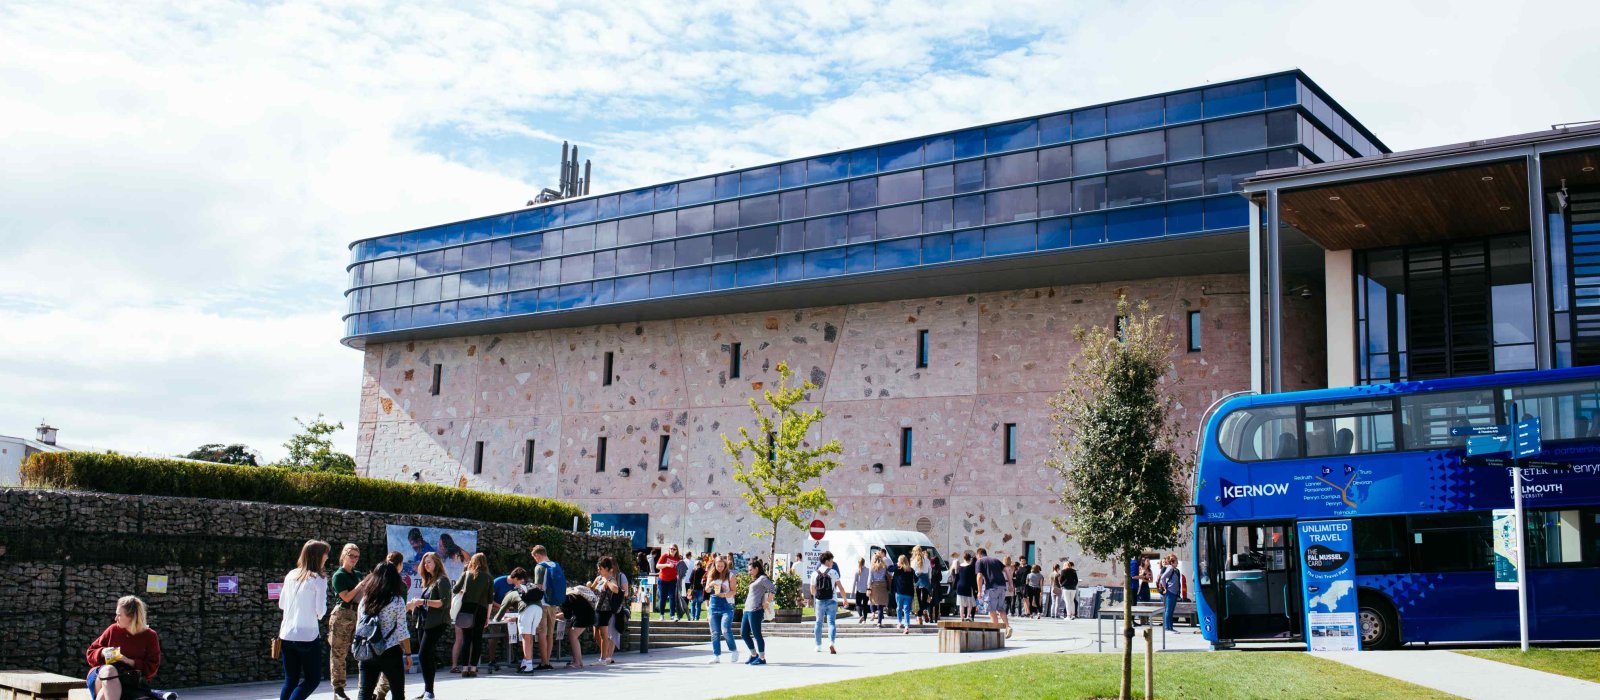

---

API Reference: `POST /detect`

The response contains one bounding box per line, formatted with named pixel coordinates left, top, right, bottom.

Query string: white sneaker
left=708, top=656, right=721, bottom=664
left=815, top=645, right=822, bottom=653
left=730, top=651, right=739, bottom=664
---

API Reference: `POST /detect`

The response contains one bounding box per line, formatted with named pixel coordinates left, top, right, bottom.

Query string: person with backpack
left=686, top=553, right=708, bottom=621
left=529, top=544, right=566, bottom=671
left=352, top=562, right=411, bottom=700
left=1158, top=553, right=1182, bottom=633
left=557, top=584, right=599, bottom=668
left=84, top=595, right=176, bottom=700
left=811, top=551, right=846, bottom=654
left=277, top=539, right=330, bottom=700
left=403, top=552, right=449, bottom=700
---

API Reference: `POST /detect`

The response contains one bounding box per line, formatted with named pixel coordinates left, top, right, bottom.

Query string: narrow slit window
left=916, top=329, right=929, bottom=368
left=1004, top=423, right=1018, bottom=464
left=523, top=439, right=536, bottom=474
left=430, top=363, right=442, bottom=395
left=602, top=351, right=614, bottom=386
left=767, top=431, right=777, bottom=458
left=596, top=436, right=608, bottom=472
left=1187, top=310, right=1202, bottom=352
left=473, top=441, right=484, bottom=474
left=730, top=342, right=742, bottom=379
left=1115, top=315, right=1129, bottom=342
left=900, top=427, right=914, bottom=466
left=658, top=434, right=671, bottom=470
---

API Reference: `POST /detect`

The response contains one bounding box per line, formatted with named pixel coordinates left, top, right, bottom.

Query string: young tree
left=275, top=415, right=357, bottom=474
left=723, top=361, right=843, bottom=567
left=1048, top=297, right=1192, bottom=700
left=184, top=443, right=260, bottom=466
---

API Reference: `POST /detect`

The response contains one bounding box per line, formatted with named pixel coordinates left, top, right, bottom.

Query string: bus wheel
left=1358, top=592, right=1400, bottom=650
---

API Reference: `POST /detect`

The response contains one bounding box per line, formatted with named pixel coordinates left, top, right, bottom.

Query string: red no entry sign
left=809, top=520, right=826, bottom=540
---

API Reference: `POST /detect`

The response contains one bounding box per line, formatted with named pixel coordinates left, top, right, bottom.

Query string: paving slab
left=1313, top=649, right=1600, bottom=700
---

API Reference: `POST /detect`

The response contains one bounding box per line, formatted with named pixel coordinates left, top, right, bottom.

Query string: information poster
left=386, top=524, right=479, bottom=599
left=1493, top=508, right=1520, bottom=590
left=145, top=575, right=168, bottom=594
left=1298, top=519, right=1360, bottom=652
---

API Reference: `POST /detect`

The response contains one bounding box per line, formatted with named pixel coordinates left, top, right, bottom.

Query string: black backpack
left=815, top=568, right=835, bottom=600
left=351, top=611, right=389, bottom=662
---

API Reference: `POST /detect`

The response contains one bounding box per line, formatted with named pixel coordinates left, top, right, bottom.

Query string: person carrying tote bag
left=450, top=553, right=493, bottom=677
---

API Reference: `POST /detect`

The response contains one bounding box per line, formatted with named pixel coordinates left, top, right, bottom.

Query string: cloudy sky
left=2, top=0, right=1596, bottom=461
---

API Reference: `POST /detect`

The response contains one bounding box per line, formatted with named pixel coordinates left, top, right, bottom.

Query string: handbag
left=451, top=590, right=475, bottom=628
left=270, top=637, right=281, bottom=660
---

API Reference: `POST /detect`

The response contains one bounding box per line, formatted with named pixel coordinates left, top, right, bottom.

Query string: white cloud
left=1, top=0, right=1596, bottom=459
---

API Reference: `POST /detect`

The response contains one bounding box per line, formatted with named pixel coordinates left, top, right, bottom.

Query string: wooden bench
left=0, top=670, right=91, bottom=700
left=937, top=620, right=1007, bottom=653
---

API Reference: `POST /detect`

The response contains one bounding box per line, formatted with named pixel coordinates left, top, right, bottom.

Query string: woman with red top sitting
left=85, top=595, right=174, bottom=700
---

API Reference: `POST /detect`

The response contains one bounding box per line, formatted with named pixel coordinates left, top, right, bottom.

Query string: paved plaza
left=180, top=617, right=1208, bottom=699
left=176, top=616, right=1600, bottom=699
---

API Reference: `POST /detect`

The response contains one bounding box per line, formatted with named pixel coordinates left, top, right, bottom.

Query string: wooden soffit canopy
left=1263, top=161, right=1530, bottom=251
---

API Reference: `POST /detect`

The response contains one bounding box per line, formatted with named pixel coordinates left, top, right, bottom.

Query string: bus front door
left=1203, top=521, right=1302, bottom=641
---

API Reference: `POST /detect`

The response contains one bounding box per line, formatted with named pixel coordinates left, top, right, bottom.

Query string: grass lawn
left=1457, top=648, right=1600, bottom=683
left=726, top=651, right=1458, bottom=700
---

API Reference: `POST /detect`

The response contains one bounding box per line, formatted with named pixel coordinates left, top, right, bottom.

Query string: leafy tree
left=183, top=443, right=260, bottom=466
left=1048, top=297, right=1192, bottom=700
left=723, top=361, right=843, bottom=567
left=274, top=415, right=357, bottom=475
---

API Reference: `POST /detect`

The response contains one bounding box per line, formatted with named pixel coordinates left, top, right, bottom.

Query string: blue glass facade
left=343, top=70, right=1385, bottom=344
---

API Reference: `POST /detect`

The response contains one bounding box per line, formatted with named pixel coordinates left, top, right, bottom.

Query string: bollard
left=639, top=608, right=650, bottom=654
left=1143, top=627, right=1154, bottom=699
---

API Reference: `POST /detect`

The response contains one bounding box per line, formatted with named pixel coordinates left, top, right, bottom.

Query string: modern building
left=1242, top=122, right=1600, bottom=392
left=343, top=70, right=1383, bottom=577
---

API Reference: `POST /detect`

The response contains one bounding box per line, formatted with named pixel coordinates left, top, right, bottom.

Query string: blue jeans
left=709, top=601, right=736, bottom=657
left=813, top=599, right=838, bottom=645
left=741, top=609, right=766, bottom=656
left=657, top=579, right=681, bottom=619
left=279, top=638, right=323, bottom=700
left=1163, top=593, right=1178, bottom=631
left=895, top=593, right=914, bottom=627
left=689, top=590, right=704, bottom=621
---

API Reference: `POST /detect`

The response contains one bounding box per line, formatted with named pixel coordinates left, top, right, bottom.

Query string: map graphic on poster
left=1298, top=519, right=1360, bottom=652
left=386, top=524, right=478, bottom=599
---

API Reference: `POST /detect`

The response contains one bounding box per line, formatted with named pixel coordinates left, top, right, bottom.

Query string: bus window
left=1303, top=399, right=1396, bottom=456
left=1400, top=389, right=1497, bottom=449
left=1217, top=405, right=1298, bottom=462
left=1352, top=516, right=1409, bottom=575
left=1525, top=509, right=1590, bottom=567
left=1410, top=512, right=1493, bottom=572
left=1506, top=380, right=1600, bottom=441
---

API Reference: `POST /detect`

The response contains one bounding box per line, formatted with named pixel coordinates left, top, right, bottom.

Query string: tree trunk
left=769, top=517, right=779, bottom=570
left=1121, top=566, right=1134, bottom=700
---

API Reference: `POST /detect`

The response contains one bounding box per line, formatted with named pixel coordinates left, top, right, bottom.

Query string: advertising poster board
left=590, top=513, right=649, bottom=550
left=387, top=524, right=479, bottom=599
left=1298, top=519, right=1360, bottom=652
left=1493, top=508, right=1520, bottom=590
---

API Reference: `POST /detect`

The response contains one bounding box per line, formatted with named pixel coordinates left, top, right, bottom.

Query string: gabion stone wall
left=0, top=488, right=629, bottom=688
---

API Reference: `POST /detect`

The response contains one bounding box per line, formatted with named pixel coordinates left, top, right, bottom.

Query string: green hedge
left=21, top=452, right=588, bottom=530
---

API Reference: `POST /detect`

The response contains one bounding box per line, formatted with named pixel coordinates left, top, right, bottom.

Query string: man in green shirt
left=328, top=544, right=363, bottom=700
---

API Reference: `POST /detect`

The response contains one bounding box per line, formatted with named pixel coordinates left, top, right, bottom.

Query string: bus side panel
left=1530, top=567, right=1600, bottom=640
left=1358, top=572, right=1519, bottom=643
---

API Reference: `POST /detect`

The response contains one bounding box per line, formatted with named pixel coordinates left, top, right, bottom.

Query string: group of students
left=273, top=538, right=632, bottom=700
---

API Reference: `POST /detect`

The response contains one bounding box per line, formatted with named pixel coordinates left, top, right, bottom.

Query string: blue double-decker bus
left=1192, top=366, right=1600, bottom=649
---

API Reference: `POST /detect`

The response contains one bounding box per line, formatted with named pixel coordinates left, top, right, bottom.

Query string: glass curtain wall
left=1356, top=235, right=1536, bottom=383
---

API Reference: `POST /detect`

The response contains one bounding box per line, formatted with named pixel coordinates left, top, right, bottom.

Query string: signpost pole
left=1512, top=458, right=1530, bottom=652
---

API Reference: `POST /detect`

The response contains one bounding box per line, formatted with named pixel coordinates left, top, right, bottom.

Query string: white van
left=820, top=530, right=943, bottom=586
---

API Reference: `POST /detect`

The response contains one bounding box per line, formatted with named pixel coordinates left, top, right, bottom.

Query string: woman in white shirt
left=278, top=539, right=330, bottom=700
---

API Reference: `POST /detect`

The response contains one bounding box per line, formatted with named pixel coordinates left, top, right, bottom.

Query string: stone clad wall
left=357, top=273, right=1327, bottom=581
left=0, top=489, right=627, bottom=689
